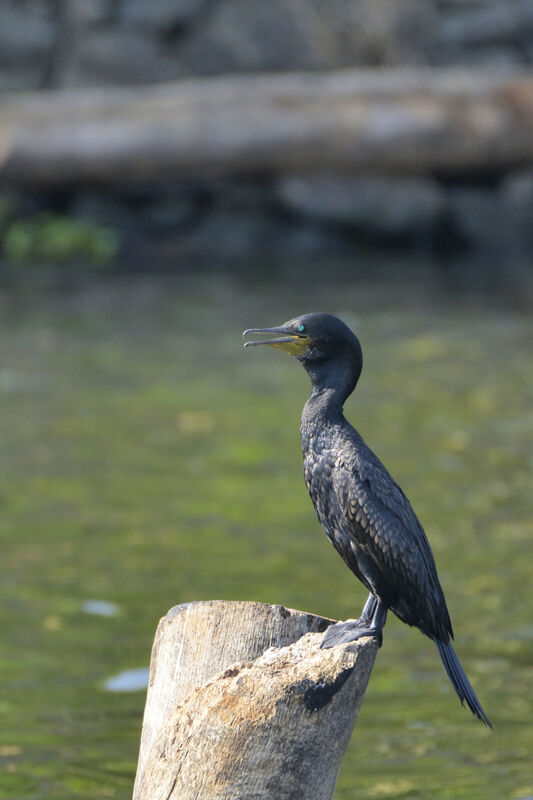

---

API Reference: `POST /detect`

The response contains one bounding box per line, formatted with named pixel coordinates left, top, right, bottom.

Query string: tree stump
left=133, top=600, right=378, bottom=800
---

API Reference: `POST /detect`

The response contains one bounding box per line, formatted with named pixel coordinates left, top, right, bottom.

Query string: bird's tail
left=435, top=639, right=492, bottom=728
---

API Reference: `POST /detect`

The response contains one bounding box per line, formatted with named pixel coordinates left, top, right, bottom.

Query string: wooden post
left=133, top=600, right=378, bottom=800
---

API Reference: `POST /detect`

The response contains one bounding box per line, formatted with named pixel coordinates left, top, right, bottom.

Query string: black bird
left=243, top=312, right=491, bottom=727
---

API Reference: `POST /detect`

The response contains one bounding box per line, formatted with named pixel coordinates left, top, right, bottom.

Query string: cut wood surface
left=132, top=600, right=378, bottom=800
left=2, top=68, right=533, bottom=186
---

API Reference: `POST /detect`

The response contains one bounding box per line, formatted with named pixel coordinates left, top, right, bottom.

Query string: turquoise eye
left=297, top=324, right=305, bottom=332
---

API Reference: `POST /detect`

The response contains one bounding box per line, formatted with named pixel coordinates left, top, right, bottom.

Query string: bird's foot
left=320, top=619, right=383, bottom=649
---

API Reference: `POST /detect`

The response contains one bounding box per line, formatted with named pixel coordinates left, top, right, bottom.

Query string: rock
left=276, top=174, right=446, bottom=238
left=501, top=168, right=533, bottom=247
left=140, top=192, right=201, bottom=233
left=0, top=1, right=54, bottom=89
left=178, top=207, right=290, bottom=258
left=438, top=0, right=533, bottom=49
left=76, top=26, right=182, bottom=85
left=206, top=178, right=274, bottom=214
left=61, top=0, right=115, bottom=26
left=119, top=0, right=208, bottom=32
left=69, top=190, right=139, bottom=235
left=70, top=182, right=203, bottom=239
left=176, top=0, right=322, bottom=75
left=178, top=177, right=361, bottom=258
left=177, top=0, right=437, bottom=76
left=447, top=185, right=503, bottom=249
left=327, top=0, right=438, bottom=66
left=433, top=45, right=522, bottom=67
left=0, top=2, right=54, bottom=68
left=433, top=0, right=533, bottom=65
left=181, top=179, right=277, bottom=251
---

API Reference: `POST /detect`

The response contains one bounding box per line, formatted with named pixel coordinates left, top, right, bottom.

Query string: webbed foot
left=320, top=619, right=383, bottom=649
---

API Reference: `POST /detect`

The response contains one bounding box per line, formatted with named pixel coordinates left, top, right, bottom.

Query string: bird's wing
left=333, top=446, right=451, bottom=638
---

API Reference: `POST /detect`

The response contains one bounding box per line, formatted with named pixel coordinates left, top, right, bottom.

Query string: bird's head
left=243, top=312, right=363, bottom=397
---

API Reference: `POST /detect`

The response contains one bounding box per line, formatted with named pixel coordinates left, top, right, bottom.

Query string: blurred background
left=0, top=1, right=532, bottom=799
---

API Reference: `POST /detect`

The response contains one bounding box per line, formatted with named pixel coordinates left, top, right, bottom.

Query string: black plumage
left=244, top=312, right=491, bottom=727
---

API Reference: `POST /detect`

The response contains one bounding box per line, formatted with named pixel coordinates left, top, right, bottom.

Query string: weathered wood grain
left=133, top=600, right=377, bottom=800
left=2, top=68, right=533, bottom=186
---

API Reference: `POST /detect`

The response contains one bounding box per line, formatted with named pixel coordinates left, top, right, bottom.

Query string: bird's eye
left=297, top=324, right=305, bottom=333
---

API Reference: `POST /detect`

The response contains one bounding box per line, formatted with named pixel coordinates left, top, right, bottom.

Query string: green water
left=1, top=268, right=532, bottom=799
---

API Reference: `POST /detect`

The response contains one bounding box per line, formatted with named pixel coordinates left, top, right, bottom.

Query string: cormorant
left=243, top=312, right=491, bottom=727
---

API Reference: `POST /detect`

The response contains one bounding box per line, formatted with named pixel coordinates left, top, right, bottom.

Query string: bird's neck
left=300, top=352, right=361, bottom=438
left=303, top=357, right=357, bottom=414
left=301, top=386, right=346, bottom=430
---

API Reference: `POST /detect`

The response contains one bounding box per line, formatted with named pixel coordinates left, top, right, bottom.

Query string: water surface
left=1, top=266, right=531, bottom=799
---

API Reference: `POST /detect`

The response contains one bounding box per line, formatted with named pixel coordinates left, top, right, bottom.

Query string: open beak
left=242, top=325, right=311, bottom=356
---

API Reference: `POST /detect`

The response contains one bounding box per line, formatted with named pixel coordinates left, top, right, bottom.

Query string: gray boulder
left=0, top=1, right=54, bottom=89
left=436, top=0, right=533, bottom=65
left=439, top=0, right=533, bottom=49
left=177, top=0, right=437, bottom=76
left=501, top=168, right=533, bottom=247
left=276, top=174, right=446, bottom=237
left=119, top=0, right=209, bottom=32
left=76, top=26, right=182, bottom=85
left=447, top=185, right=511, bottom=250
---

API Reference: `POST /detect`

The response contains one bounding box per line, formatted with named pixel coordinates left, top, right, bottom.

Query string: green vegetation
left=1, top=211, right=120, bottom=266
left=0, top=272, right=531, bottom=799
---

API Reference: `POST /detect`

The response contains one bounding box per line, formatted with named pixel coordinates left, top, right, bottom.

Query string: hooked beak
left=242, top=325, right=311, bottom=356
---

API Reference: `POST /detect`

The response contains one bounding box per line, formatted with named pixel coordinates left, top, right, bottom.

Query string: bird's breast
left=302, top=436, right=339, bottom=529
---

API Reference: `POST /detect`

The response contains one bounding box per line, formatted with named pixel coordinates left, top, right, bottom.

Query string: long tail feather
left=435, top=640, right=492, bottom=728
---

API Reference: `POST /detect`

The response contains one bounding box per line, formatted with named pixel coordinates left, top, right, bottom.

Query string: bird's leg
left=324, top=592, right=376, bottom=636
left=359, top=593, right=378, bottom=623
left=320, top=595, right=387, bottom=649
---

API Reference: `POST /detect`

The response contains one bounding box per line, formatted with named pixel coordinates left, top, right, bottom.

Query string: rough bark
left=1, top=68, right=533, bottom=186
left=133, top=600, right=378, bottom=800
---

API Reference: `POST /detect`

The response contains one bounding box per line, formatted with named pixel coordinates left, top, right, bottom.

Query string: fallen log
left=132, top=600, right=378, bottom=800
left=1, top=67, right=533, bottom=186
